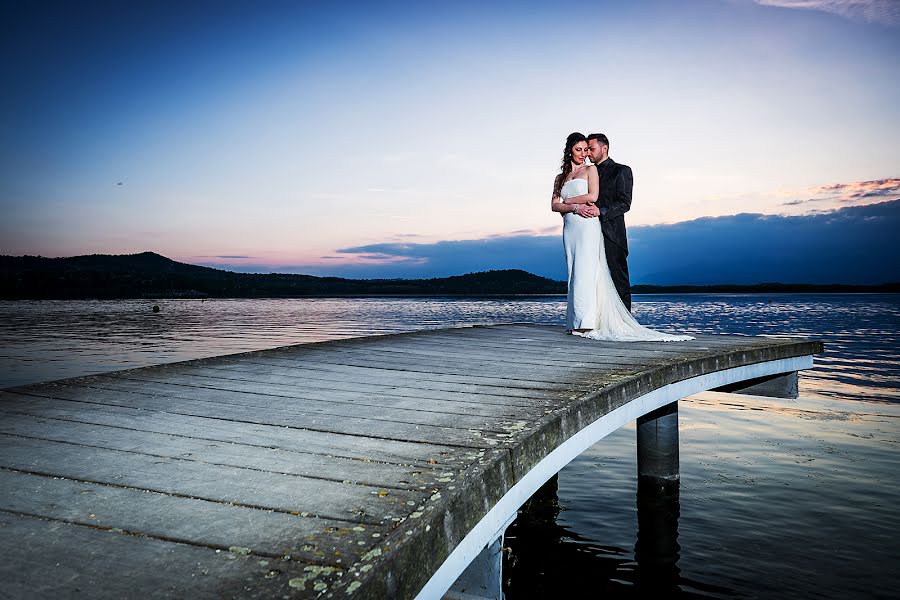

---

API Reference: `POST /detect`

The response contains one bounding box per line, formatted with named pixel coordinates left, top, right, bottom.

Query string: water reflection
left=503, top=474, right=640, bottom=598
left=634, top=479, right=681, bottom=595
left=505, top=474, right=738, bottom=599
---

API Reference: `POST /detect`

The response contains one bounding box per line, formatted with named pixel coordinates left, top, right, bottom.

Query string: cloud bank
left=307, top=199, right=900, bottom=284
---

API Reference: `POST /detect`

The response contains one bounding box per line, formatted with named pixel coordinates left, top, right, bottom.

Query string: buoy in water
left=152, top=305, right=160, bottom=313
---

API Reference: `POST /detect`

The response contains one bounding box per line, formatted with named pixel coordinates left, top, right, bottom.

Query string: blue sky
left=1, top=0, right=898, bottom=282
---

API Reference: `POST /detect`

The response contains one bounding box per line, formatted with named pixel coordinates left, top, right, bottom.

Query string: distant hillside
left=0, top=252, right=566, bottom=299
left=2, top=252, right=897, bottom=299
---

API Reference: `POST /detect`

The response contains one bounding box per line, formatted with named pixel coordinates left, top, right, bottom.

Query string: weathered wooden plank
left=113, top=367, right=556, bottom=411
left=320, top=336, right=634, bottom=368
left=93, top=374, right=548, bottom=417
left=305, top=340, right=651, bottom=369
left=428, top=335, right=769, bottom=362
left=432, top=329, right=708, bottom=354
left=188, top=360, right=566, bottom=403
left=0, top=511, right=344, bottom=599
left=0, top=434, right=426, bottom=523
left=0, top=470, right=378, bottom=562
left=331, top=338, right=699, bottom=371
left=256, top=347, right=595, bottom=383
left=4, top=385, right=502, bottom=446
left=0, top=414, right=439, bottom=490
left=107, top=375, right=529, bottom=436
left=387, top=334, right=708, bottom=358
left=256, top=345, right=594, bottom=384
left=51, top=346, right=583, bottom=393
left=432, top=324, right=686, bottom=342
left=363, top=329, right=666, bottom=351
left=97, top=375, right=532, bottom=428
left=0, top=392, right=465, bottom=467
left=438, top=326, right=795, bottom=352
left=229, top=354, right=584, bottom=393
left=220, top=344, right=584, bottom=391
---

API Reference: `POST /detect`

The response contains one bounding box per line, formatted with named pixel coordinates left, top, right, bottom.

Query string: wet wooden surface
left=0, top=324, right=821, bottom=599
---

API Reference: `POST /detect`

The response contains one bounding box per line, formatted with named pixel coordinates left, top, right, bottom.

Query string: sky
left=332, top=199, right=898, bottom=284
left=1, top=0, right=898, bottom=283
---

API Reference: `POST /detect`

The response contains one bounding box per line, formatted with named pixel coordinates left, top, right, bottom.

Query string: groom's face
left=587, top=140, right=608, bottom=163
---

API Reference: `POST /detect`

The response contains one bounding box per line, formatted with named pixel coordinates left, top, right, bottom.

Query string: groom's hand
left=582, top=204, right=600, bottom=218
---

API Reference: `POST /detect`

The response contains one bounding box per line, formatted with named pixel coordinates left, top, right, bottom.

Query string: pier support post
left=636, top=401, right=680, bottom=494
left=713, top=371, right=799, bottom=399
left=444, top=535, right=504, bottom=600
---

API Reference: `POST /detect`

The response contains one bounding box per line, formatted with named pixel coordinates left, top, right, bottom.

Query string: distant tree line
left=0, top=252, right=566, bottom=299
left=1, top=252, right=896, bottom=300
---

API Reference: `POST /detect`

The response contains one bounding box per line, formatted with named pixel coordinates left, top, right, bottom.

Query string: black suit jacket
left=595, top=158, right=632, bottom=250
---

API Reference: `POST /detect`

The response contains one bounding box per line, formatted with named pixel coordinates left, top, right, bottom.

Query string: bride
left=550, top=132, right=693, bottom=342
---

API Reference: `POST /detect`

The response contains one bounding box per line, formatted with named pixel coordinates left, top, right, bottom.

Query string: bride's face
left=571, top=141, right=588, bottom=166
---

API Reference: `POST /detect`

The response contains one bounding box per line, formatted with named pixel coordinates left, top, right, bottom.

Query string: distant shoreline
left=5, top=288, right=899, bottom=301
left=0, top=291, right=900, bottom=302
left=2, top=252, right=897, bottom=299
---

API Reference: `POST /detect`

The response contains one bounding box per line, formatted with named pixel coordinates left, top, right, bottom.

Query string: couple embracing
left=551, top=132, right=692, bottom=342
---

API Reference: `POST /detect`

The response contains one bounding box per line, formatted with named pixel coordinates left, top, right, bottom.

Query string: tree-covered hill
left=0, top=252, right=566, bottom=299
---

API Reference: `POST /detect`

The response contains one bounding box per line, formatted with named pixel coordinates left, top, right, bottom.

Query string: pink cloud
left=782, top=177, right=900, bottom=206
left=810, top=177, right=900, bottom=200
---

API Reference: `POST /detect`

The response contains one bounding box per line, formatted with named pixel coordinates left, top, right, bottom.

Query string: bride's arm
left=551, top=176, right=581, bottom=215
left=552, top=192, right=580, bottom=215
left=560, top=166, right=599, bottom=205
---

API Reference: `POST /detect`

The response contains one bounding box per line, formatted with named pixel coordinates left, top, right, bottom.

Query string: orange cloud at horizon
left=810, top=178, right=900, bottom=200
left=780, top=177, right=900, bottom=207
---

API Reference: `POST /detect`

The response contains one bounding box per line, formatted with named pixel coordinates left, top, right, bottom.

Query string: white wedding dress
left=561, top=178, right=693, bottom=341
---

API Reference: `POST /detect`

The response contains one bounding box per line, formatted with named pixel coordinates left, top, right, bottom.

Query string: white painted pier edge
left=418, top=355, right=814, bottom=600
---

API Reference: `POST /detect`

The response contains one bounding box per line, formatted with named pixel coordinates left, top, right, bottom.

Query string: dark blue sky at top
left=2, top=1, right=332, bottom=173
left=0, top=0, right=520, bottom=143
left=233, top=199, right=900, bottom=284
left=0, top=0, right=556, bottom=196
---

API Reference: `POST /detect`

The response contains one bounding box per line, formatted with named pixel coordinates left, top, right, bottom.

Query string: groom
left=587, top=133, right=633, bottom=311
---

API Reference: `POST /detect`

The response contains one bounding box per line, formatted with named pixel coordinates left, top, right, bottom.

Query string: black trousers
left=604, top=237, right=631, bottom=312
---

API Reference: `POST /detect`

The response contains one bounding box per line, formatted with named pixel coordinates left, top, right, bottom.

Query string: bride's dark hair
left=553, top=132, right=587, bottom=199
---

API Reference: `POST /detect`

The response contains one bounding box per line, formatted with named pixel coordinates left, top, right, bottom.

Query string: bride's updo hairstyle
left=553, top=132, right=587, bottom=199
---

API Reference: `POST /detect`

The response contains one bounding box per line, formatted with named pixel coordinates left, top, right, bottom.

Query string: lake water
left=1, top=295, right=898, bottom=598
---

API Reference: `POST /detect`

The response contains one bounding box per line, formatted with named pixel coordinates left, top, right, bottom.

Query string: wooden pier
left=0, top=324, right=821, bottom=599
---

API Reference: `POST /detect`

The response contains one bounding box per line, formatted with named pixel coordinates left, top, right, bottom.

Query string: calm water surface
left=1, top=295, right=898, bottom=598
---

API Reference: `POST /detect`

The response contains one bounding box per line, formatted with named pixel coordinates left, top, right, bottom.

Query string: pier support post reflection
left=636, top=401, right=680, bottom=492
left=635, top=401, right=682, bottom=591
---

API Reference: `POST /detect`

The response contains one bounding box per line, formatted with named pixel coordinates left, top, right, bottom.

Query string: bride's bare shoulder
left=572, top=164, right=591, bottom=177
